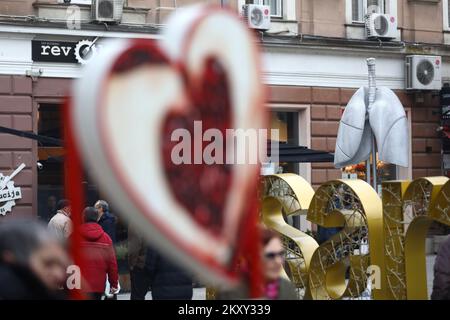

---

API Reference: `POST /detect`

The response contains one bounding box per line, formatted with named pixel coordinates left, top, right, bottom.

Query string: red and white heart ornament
left=70, top=5, right=266, bottom=288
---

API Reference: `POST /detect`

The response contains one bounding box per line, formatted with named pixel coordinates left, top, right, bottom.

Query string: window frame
left=246, top=0, right=284, bottom=19
left=352, top=0, right=386, bottom=23
left=58, top=0, right=92, bottom=5
left=269, top=104, right=311, bottom=232
left=346, top=0, right=397, bottom=25
left=264, top=0, right=283, bottom=19
left=443, top=0, right=450, bottom=32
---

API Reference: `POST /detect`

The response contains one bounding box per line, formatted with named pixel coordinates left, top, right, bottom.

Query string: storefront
left=263, top=43, right=445, bottom=188
left=0, top=24, right=159, bottom=220
left=0, top=23, right=445, bottom=231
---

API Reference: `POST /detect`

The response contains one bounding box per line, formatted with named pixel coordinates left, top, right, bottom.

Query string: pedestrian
left=80, top=207, right=119, bottom=300
left=48, top=199, right=72, bottom=239
left=217, top=227, right=297, bottom=300
left=431, top=235, right=450, bottom=300
left=316, top=226, right=342, bottom=244
left=128, top=226, right=152, bottom=300
left=145, top=246, right=193, bottom=300
left=128, top=225, right=193, bottom=300
left=0, top=219, right=69, bottom=300
left=95, top=200, right=116, bottom=243
left=317, top=189, right=344, bottom=244
left=45, top=195, right=57, bottom=222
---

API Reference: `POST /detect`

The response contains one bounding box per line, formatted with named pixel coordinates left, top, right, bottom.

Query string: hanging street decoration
left=70, top=5, right=266, bottom=291
left=0, top=163, right=25, bottom=216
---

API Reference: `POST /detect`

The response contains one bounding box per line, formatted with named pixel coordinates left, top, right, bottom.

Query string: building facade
left=0, top=0, right=448, bottom=222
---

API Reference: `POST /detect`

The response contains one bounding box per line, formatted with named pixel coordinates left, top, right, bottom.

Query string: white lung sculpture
left=334, top=86, right=409, bottom=168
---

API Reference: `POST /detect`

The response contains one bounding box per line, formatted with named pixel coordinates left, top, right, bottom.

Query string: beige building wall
left=400, top=0, right=443, bottom=44
left=299, top=0, right=346, bottom=38
left=0, top=1, right=448, bottom=43
left=127, top=0, right=222, bottom=23
left=0, top=0, right=220, bottom=18
left=0, top=0, right=35, bottom=15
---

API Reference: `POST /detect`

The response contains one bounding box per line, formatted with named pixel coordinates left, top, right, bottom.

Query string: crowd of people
left=0, top=198, right=196, bottom=300
left=0, top=199, right=449, bottom=300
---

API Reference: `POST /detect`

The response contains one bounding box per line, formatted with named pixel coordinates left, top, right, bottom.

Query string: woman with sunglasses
left=217, top=227, right=297, bottom=300
left=260, top=227, right=297, bottom=300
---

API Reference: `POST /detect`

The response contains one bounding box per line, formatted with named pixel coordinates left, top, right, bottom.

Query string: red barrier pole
left=63, top=97, right=86, bottom=300
left=241, top=188, right=263, bottom=299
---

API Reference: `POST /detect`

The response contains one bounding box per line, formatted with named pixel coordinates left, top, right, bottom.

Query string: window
left=445, top=0, right=450, bottom=28
left=269, top=111, right=299, bottom=174
left=251, top=0, right=283, bottom=18
left=444, top=0, right=450, bottom=30
left=352, top=0, right=386, bottom=22
left=448, top=0, right=450, bottom=29
left=37, top=103, right=65, bottom=222
left=58, top=0, right=92, bottom=4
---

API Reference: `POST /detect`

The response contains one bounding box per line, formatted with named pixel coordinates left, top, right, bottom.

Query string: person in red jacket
left=80, top=207, right=119, bottom=300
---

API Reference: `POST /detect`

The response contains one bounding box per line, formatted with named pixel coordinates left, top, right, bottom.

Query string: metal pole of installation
left=372, top=130, right=377, bottom=189
left=366, top=159, right=371, bottom=185
left=367, top=58, right=377, bottom=189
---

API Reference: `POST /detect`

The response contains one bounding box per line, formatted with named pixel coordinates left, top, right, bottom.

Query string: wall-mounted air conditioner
left=92, top=0, right=123, bottom=23
left=406, top=55, right=442, bottom=91
left=365, top=13, right=397, bottom=40
left=242, top=4, right=271, bottom=31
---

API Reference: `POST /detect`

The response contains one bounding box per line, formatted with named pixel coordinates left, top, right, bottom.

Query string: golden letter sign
left=262, top=174, right=318, bottom=299
left=262, top=174, right=450, bottom=300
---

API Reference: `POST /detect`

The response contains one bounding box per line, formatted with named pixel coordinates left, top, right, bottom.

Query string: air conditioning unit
left=242, top=4, right=271, bottom=31
left=365, top=13, right=397, bottom=40
left=406, top=55, right=442, bottom=90
left=92, top=0, right=124, bottom=23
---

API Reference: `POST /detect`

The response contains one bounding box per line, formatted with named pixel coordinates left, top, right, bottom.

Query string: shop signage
left=0, top=163, right=25, bottom=216
left=32, top=39, right=100, bottom=64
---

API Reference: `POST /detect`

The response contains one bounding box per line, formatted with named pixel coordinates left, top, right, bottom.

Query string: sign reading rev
left=32, top=40, right=100, bottom=65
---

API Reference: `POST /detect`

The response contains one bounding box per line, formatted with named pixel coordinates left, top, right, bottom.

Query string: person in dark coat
left=145, top=246, right=193, bottom=300
left=80, top=207, right=119, bottom=300
left=95, top=200, right=116, bottom=243
left=316, top=226, right=342, bottom=244
left=0, top=219, right=69, bottom=300
left=128, top=226, right=152, bottom=300
left=431, top=235, right=450, bottom=300
left=128, top=226, right=193, bottom=300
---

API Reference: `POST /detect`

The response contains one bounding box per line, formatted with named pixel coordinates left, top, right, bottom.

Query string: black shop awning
left=268, top=141, right=334, bottom=163
left=0, top=127, right=335, bottom=164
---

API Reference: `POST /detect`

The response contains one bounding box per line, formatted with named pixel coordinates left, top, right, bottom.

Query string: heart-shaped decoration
left=71, top=5, right=266, bottom=286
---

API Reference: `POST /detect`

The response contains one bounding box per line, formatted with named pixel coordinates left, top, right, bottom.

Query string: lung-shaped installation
left=334, top=86, right=409, bottom=168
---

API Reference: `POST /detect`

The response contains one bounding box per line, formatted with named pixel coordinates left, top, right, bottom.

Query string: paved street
left=118, top=288, right=206, bottom=300
left=117, top=255, right=437, bottom=300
